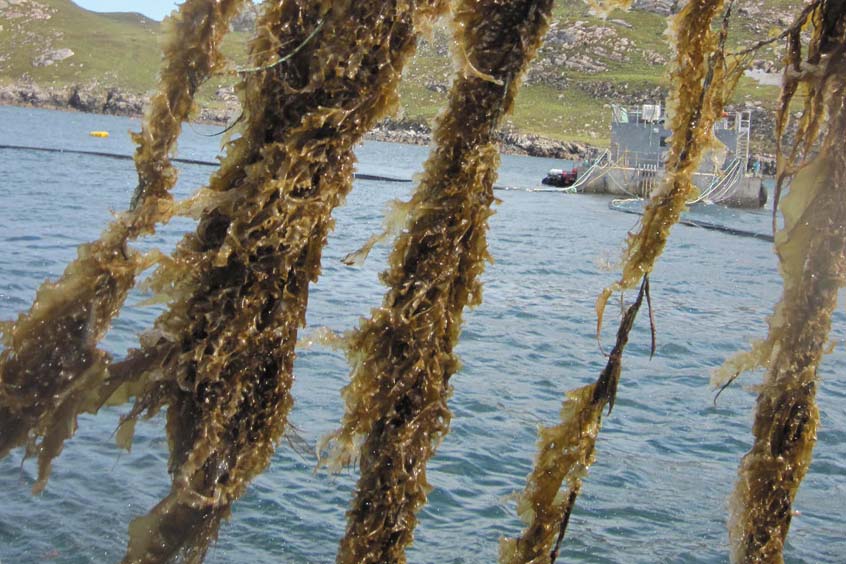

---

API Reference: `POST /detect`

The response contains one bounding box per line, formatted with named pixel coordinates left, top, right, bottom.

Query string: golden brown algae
left=319, top=1, right=554, bottom=562
left=502, top=1, right=751, bottom=561
left=499, top=279, right=647, bottom=564
left=109, top=1, right=447, bottom=561
left=715, top=2, right=846, bottom=560
left=0, top=0, right=841, bottom=562
left=595, top=0, right=746, bottom=328
left=0, top=0, right=245, bottom=492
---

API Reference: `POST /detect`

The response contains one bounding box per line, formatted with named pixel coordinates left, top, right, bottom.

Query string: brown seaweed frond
left=595, top=0, right=746, bottom=333
left=340, top=198, right=415, bottom=266
left=0, top=0, right=244, bottom=492
left=500, top=277, right=647, bottom=564
left=730, top=0, right=821, bottom=58
left=503, top=3, right=752, bottom=560
left=130, top=0, right=247, bottom=210
left=316, top=1, right=554, bottom=562
left=712, top=0, right=846, bottom=389
left=107, top=1, right=448, bottom=561
left=718, top=3, right=846, bottom=561
left=769, top=0, right=843, bottom=229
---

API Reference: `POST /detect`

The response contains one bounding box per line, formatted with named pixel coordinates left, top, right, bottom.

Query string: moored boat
left=541, top=167, right=579, bottom=187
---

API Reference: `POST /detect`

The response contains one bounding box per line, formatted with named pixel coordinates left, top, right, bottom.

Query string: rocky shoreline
left=367, top=117, right=594, bottom=159
left=0, top=81, right=780, bottom=173
left=0, top=81, right=594, bottom=160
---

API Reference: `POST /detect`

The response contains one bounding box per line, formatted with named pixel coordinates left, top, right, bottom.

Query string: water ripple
left=0, top=107, right=843, bottom=563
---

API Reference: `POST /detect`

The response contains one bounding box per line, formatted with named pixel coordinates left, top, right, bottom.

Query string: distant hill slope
left=0, top=0, right=793, bottom=149
left=0, top=0, right=160, bottom=91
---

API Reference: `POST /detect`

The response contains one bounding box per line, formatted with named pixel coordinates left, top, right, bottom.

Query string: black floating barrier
left=608, top=199, right=775, bottom=243
left=0, top=144, right=413, bottom=184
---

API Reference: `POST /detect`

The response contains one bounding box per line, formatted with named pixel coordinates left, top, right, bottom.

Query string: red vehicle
left=541, top=167, right=578, bottom=187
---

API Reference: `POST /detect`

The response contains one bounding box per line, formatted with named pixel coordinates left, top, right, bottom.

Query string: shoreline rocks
left=367, top=117, right=592, bottom=159
left=0, top=81, right=777, bottom=167
left=0, top=81, right=147, bottom=117
left=0, top=81, right=596, bottom=160
left=0, top=80, right=778, bottom=176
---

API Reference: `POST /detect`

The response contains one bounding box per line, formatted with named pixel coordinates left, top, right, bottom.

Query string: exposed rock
left=425, top=81, right=448, bottom=94
left=642, top=49, right=667, bottom=66
left=32, top=48, right=74, bottom=68
left=531, top=20, right=631, bottom=81
left=497, top=131, right=589, bottom=159
left=738, top=4, right=761, bottom=17
left=368, top=117, right=432, bottom=146
left=214, top=85, right=239, bottom=104
left=575, top=80, right=666, bottom=105
left=66, top=85, right=99, bottom=112
left=367, top=117, right=593, bottom=159
left=632, top=0, right=680, bottom=15
left=0, top=81, right=144, bottom=117
left=102, top=87, right=144, bottom=115
left=229, top=2, right=257, bottom=32
left=198, top=107, right=234, bottom=124
left=750, top=58, right=780, bottom=73
left=744, top=69, right=782, bottom=87
left=0, top=0, right=53, bottom=21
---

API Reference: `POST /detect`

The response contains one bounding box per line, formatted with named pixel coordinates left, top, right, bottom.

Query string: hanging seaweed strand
left=500, top=2, right=751, bottom=562
left=595, top=0, right=747, bottom=329
left=499, top=277, right=649, bottom=564
left=0, top=0, right=244, bottom=492
left=103, top=1, right=448, bottom=561
left=712, top=2, right=846, bottom=561
left=316, top=1, right=553, bottom=562
left=130, top=0, right=246, bottom=210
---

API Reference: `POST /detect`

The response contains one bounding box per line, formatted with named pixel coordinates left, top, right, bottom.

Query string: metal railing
left=611, top=103, right=664, bottom=125
left=609, top=148, right=663, bottom=170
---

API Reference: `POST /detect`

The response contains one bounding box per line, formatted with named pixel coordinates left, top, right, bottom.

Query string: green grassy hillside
left=0, top=0, right=790, bottom=147
left=0, top=1, right=160, bottom=90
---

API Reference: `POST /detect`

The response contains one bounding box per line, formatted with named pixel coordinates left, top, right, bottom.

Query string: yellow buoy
left=89, top=131, right=109, bottom=138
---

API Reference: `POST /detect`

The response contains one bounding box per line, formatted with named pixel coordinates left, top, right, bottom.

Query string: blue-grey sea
left=0, top=106, right=843, bottom=563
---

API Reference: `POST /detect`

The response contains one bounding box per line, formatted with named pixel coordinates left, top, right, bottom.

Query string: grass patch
left=0, top=0, right=799, bottom=151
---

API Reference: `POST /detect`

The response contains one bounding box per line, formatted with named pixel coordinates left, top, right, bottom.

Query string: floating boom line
left=0, top=144, right=412, bottom=183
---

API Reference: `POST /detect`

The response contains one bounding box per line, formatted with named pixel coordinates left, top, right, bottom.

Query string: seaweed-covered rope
left=0, top=0, right=245, bottom=491
left=319, top=1, right=554, bottom=562
left=102, top=1, right=448, bottom=561
left=500, top=1, right=749, bottom=561
left=714, top=2, right=846, bottom=560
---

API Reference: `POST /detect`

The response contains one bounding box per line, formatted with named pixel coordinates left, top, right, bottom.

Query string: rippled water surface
left=0, top=107, right=844, bottom=563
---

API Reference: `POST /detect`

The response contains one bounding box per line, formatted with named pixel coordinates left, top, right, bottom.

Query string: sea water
left=0, top=107, right=843, bottom=563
